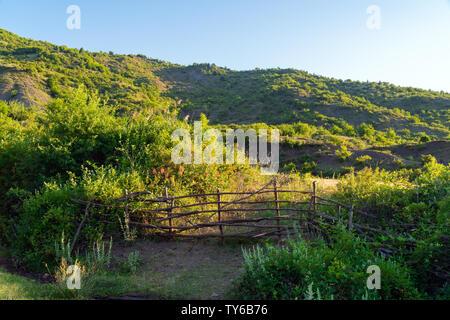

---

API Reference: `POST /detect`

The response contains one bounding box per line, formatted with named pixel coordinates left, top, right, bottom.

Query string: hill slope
left=1, top=28, right=449, bottom=139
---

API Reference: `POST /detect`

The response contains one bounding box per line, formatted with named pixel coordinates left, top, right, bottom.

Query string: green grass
left=0, top=252, right=239, bottom=300
left=0, top=266, right=159, bottom=300
left=0, top=267, right=54, bottom=300
left=155, top=263, right=237, bottom=299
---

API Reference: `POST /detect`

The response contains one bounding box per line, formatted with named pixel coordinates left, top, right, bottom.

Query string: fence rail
left=70, top=179, right=423, bottom=255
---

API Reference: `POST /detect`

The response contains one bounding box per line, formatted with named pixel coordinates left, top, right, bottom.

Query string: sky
left=0, top=0, right=449, bottom=92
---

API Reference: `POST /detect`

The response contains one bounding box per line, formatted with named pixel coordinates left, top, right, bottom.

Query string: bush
left=281, top=162, right=298, bottom=173
left=12, top=165, right=146, bottom=270
left=42, top=85, right=120, bottom=172
left=335, top=145, right=352, bottom=161
left=231, top=228, right=421, bottom=300
left=355, top=155, right=372, bottom=165
left=419, top=133, right=431, bottom=143
left=333, top=162, right=449, bottom=295
left=13, top=181, right=86, bottom=270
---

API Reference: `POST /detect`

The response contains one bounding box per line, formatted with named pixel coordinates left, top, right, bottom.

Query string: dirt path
left=112, top=239, right=247, bottom=299
left=1, top=240, right=248, bottom=300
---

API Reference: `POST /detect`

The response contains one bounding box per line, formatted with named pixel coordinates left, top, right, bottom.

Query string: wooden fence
left=70, top=179, right=422, bottom=256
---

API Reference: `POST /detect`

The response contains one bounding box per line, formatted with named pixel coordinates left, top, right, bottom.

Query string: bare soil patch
left=388, top=141, right=450, bottom=165
left=112, top=239, right=246, bottom=299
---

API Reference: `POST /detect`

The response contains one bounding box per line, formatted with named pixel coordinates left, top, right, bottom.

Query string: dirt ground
left=281, top=139, right=449, bottom=175
left=112, top=239, right=247, bottom=299
left=1, top=240, right=248, bottom=300
left=388, top=140, right=450, bottom=165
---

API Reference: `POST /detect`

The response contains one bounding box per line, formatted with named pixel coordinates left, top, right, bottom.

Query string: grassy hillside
left=0, top=29, right=174, bottom=113
left=1, top=29, right=449, bottom=141
left=161, top=64, right=449, bottom=135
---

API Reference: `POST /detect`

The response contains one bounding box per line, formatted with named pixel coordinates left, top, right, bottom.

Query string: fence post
left=338, top=205, right=341, bottom=222
left=348, top=203, right=354, bottom=230
left=165, top=187, right=173, bottom=235
left=273, top=180, right=281, bottom=241
left=217, top=188, right=224, bottom=245
left=312, top=181, right=317, bottom=214
left=306, top=181, right=317, bottom=239
left=124, top=189, right=130, bottom=237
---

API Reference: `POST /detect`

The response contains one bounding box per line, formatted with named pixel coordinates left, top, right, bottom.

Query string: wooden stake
left=273, top=180, right=281, bottom=241
left=312, top=181, right=317, bottom=214
left=217, top=188, right=224, bottom=245
left=348, top=203, right=354, bottom=230
left=124, top=189, right=130, bottom=236
left=165, top=187, right=173, bottom=235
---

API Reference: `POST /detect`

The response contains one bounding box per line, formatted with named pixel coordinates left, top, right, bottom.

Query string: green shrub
left=421, top=154, right=435, bottom=166
left=419, top=133, right=431, bottom=143
left=327, top=135, right=347, bottom=147
left=357, top=123, right=375, bottom=140
left=355, top=155, right=372, bottom=165
left=231, top=228, right=420, bottom=300
left=335, top=145, right=352, bottom=161
left=281, top=162, right=298, bottom=173
left=13, top=181, right=86, bottom=270
left=0, top=188, right=31, bottom=245
left=334, top=162, right=449, bottom=295
left=42, top=85, right=120, bottom=172
left=301, top=161, right=317, bottom=173
left=85, top=238, right=113, bottom=272
left=11, top=165, right=146, bottom=270
left=120, top=250, right=142, bottom=274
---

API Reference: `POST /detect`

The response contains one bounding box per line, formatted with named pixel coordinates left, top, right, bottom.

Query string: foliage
left=85, top=238, right=113, bottom=272
left=355, top=155, right=372, bottom=165
left=121, top=251, right=142, bottom=274
left=232, top=228, right=420, bottom=300
left=333, top=160, right=449, bottom=295
left=335, top=145, right=353, bottom=161
left=1, top=28, right=449, bottom=144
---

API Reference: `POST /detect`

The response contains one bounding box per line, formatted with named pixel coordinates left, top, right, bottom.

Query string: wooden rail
left=69, top=179, right=423, bottom=254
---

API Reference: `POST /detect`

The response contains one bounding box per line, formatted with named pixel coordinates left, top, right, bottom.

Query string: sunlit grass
left=0, top=267, right=53, bottom=300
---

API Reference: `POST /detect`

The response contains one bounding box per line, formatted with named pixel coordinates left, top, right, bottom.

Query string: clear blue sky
left=1, top=0, right=449, bottom=92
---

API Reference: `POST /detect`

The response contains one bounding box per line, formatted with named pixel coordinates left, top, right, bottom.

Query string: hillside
left=1, top=29, right=449, bottom=141
left=160, top=65, right=449, bottom=135
left=0, top=29, right=449, bottom=301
